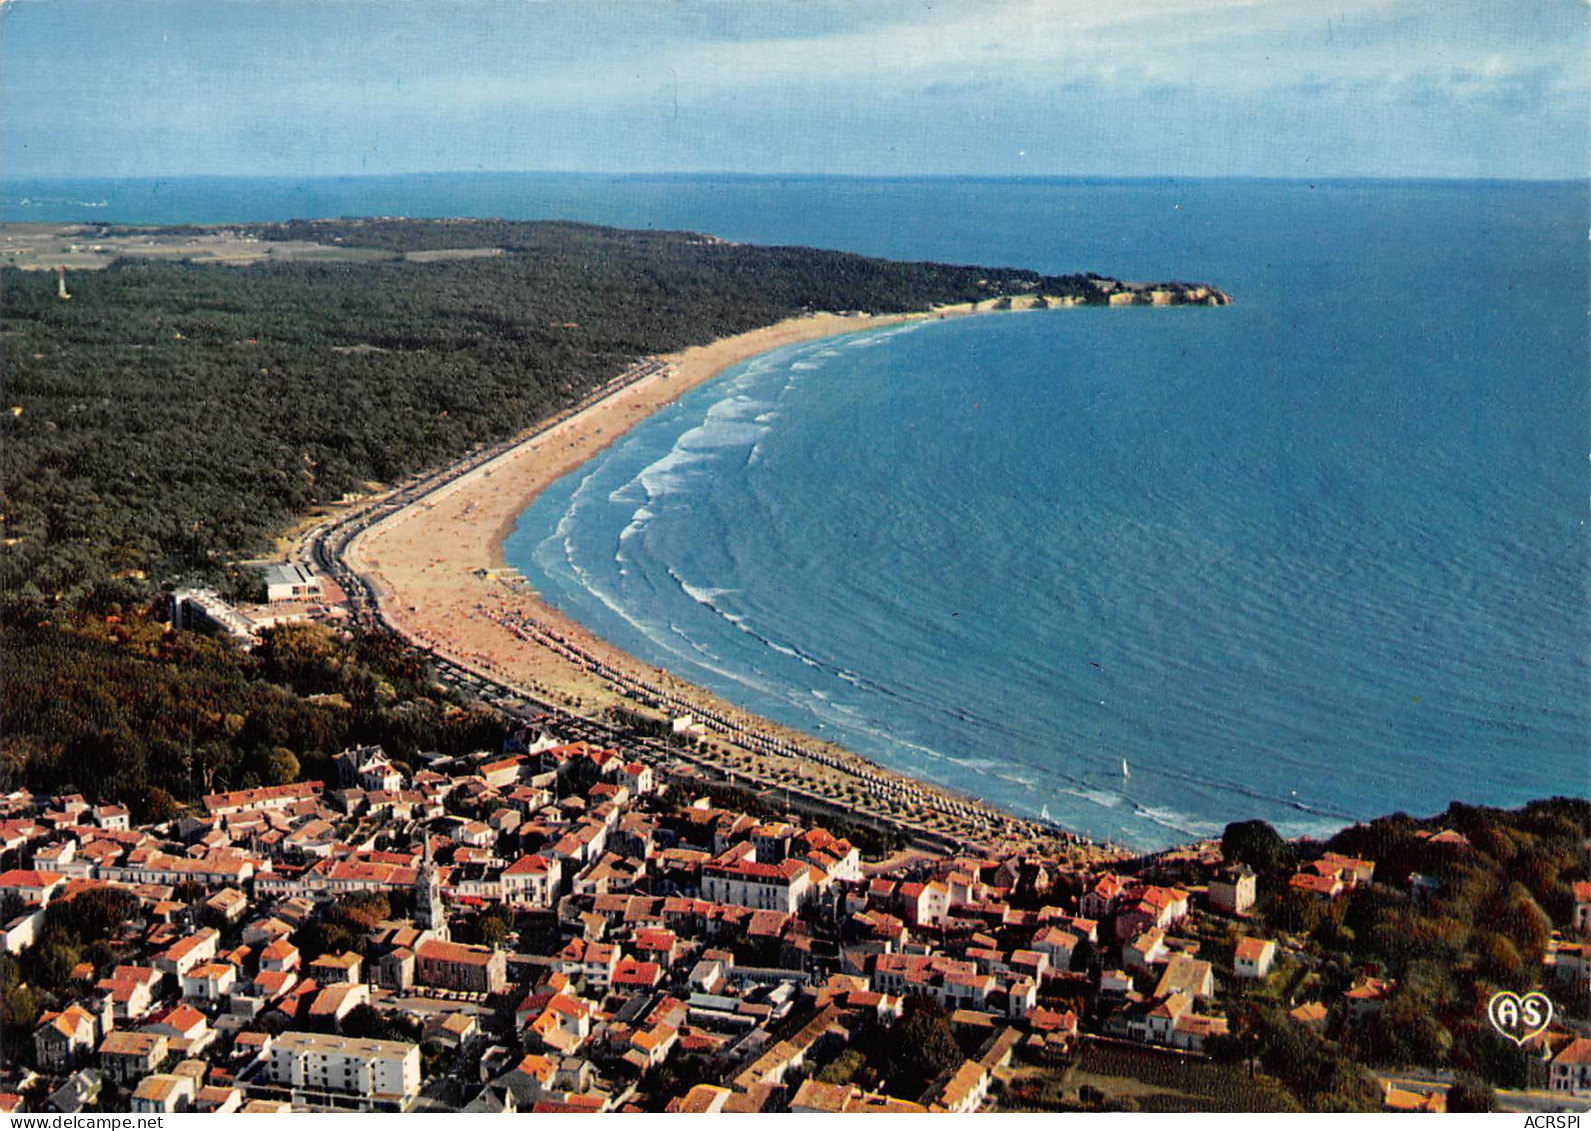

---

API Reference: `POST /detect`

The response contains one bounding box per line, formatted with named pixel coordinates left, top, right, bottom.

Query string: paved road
left=1497, top=1088, right=1591, bottom=1114
left=1381, top=1072, right=1591, bottom=1114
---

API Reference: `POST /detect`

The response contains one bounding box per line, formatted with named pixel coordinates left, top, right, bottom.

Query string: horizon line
left=3, top=170, right=1588, bottom=187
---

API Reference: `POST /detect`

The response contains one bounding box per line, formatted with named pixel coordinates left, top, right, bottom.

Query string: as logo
left=1486, top=990, right=1553, bottom=1046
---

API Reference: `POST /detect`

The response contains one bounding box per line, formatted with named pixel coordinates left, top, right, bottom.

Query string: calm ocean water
left=12, top=174, right=1586, bottom=848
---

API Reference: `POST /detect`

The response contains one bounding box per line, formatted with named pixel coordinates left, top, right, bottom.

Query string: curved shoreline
left=337, top=299, right=1139, bottom=857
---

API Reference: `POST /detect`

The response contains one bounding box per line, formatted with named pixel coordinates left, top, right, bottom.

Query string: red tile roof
left=1234, top=937, right=1273, bottom=962
left=417, top=939, right=495, bottom=967
left=0, top=868, right=64, bottom=888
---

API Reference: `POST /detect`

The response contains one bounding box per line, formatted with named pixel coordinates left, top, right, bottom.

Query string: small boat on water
left=1040, top=804, right=1052, bottom=822
left=1121, top=758, right=1132, bottom=779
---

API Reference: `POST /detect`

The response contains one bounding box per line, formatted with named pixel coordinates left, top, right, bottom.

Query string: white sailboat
left=1040, top=804, right=1052, bottom=822
left=1121, top=758, right=1131, bottom=779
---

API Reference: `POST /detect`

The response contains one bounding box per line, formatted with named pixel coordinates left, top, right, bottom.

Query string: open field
left=0, top=222, right=394, bottom=270
left=1064, top=1041, right=1299, bottom=1112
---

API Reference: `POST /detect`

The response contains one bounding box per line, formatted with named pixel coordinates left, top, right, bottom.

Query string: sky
left=1, top=0, right=1586, bottom=180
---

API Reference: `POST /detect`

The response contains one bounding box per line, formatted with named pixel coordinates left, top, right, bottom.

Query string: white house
left=181, top=962, right=237, bottom=1002
left=502, top=855, right=560, bottom=907
left=701, top=858, right=814, bottom=914
left=130, top=1073, right=194, bottom=1114
left=0, top=869, right=66, bottom=908
left=1030, top=926, right=1079, bottom=972
left=1551, top=1039, right=1591, bottom=1096
left=1234, top=936, right=1277, bottom=981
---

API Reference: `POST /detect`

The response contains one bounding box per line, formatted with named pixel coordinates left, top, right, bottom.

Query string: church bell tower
left=413, top=832, right=448, bottom=942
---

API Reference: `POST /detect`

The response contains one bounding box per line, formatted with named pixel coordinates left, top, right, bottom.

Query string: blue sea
left=11, top=174, right=1586, bottom=849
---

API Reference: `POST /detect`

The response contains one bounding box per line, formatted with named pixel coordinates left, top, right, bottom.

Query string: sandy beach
left=341, top=300, right=1110, bottom=857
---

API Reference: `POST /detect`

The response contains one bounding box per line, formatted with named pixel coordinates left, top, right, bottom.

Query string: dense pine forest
left=4, top=219, right=1093, bottom=603
left=0, top=219, right=1097, bottom=804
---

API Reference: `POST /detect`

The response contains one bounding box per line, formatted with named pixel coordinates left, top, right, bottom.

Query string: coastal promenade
left=302, top=303, right=1135, bottom=860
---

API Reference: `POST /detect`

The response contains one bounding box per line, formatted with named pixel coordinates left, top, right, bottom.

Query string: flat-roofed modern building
left=267, top=1031, right=420, bottom=1109
left=262, top=563, right=323, bottom=603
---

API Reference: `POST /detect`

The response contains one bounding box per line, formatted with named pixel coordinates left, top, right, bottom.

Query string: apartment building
left=267, top=1031, right=420, bottom=1108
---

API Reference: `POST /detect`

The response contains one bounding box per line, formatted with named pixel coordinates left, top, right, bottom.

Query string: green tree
left=328, top=891, right=390, bottom=937
left=341, top=1003, right=416, bottom=1043
left=265, top=746, right=300, bottom=785
left=1248, top=1004, right=1381, bottom=1112
left=1446, top=1072, right=1495, bottom=1113
left=0, top=980, right=41, bottom=1065
left=1069, top=937, right=1097, bottom=973
left=883, top=998, right=962, bottom=1097
left=641, top=1053, right=712, bottom=1105
left=478, top=912, right=511, bottom=950
left=293, top=920, right=353, bottom=960
left=45, top=886, right=139, bottom=941
left=1223, top=819, right=1289, bottom=875
left=816, top=1049, right=866, bottom=1085
left=31, top=939, right=83, bottom=991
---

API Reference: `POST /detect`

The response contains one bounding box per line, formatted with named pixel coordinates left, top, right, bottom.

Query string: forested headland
left=1206, top=797, right=1588, bottom=1102
left=1, top=218, right=1178, bottom=807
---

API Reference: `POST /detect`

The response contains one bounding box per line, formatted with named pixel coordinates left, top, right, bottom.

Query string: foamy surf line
left=346, top=302, right=1118, bottom=854
left=355, top=297, right=1253, bottom=852
left=529, top=391, right=1361, bottom=849
left=526, top=323, right=1334, bottom=845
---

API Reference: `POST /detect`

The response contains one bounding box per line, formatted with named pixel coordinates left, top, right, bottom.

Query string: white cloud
left=356, top=0, right=1583, bottom=118
left=4, top=0, right=1583, bottom=177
